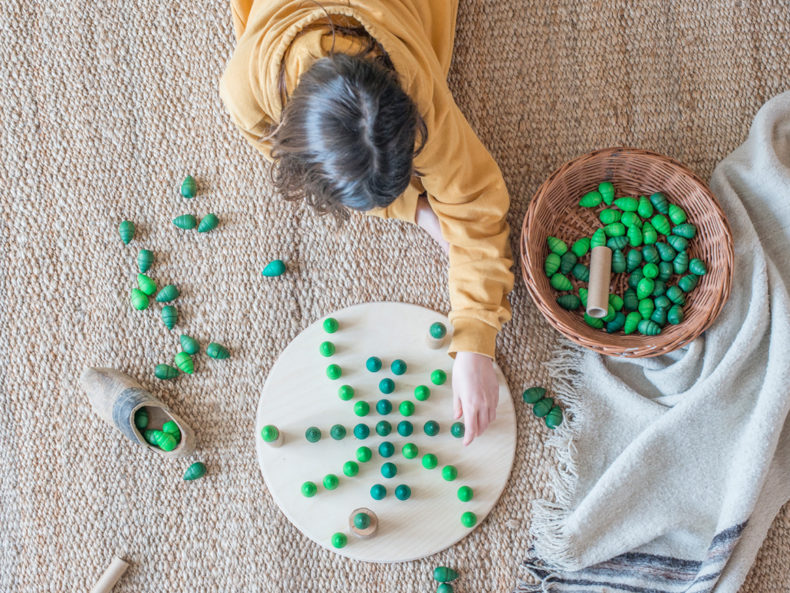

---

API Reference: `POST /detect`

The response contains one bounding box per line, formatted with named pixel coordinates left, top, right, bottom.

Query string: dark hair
left=268, top=26, right=427, bottom=221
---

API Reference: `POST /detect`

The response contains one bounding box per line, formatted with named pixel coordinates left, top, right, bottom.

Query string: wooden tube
left=587, top=246, right=612, bottom=318
left=89, top=556, right=129, bottom=593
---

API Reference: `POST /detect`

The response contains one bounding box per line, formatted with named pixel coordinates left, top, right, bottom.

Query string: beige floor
left=1, top=1, right=789, bottom=591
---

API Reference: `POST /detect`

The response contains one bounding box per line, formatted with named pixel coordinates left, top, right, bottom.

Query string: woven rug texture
left=1, top=0, right=789, bottom=591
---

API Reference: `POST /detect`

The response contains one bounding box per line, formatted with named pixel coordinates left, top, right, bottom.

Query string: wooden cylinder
left=587, top=246, right=612, bottom=318
left=89, top=556, right=129, bottom=593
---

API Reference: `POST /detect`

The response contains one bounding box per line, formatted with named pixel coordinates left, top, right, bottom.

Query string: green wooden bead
left=343, top=461, right=359, bottom=477
left=666, top=286, right=686, bottom=305
left=356, top=446, right=372, bottom=463
left=638, top=319, right=662, bottom=336
left=606, top=312, right=626, bottom=333
left=679, top=274, right=699, bottom=292
left=402, top=443, right=418, bottom=459
left=391, top=359, right=407, bottom=375
left=354, top=401, right=370, bottom=417
left=130, top=288, right=149, bottom=311
left=674, top=251, right=689, bottom=274
left=323, top=474, right=339, bottom=490
left=556, top=294, right=580, bottom=311
left=637, top=277, right=655, bottom=300
left=602, top=305, right=616, bottom=322
left=550, top=273, right=572, bottom=291
left=142, top=428, right=159, bottom=445
left=206, top=342, right=230, bottom=359
left=642, top=263, right=659, bottom=279
left=642, top=221, right=658, bottom=245
left=614, top=196, right=638, bottom=212
left=317, top=341, right=335, bottom=357
left=579, top=190, right=603, bottom=207
left=366, top=356, right=382, bottom=372
left=377, top=398, right=393, bottom=414
left=623, top=289, right=638, bottom=311
left=624, top=311, right=642, bottom=334
left=326, top=364, right=342, bottom=380
left=378, top=441, right=395, bottom=457
left=395, top=484, right=411, bottom=500
left=397, top=421, right=413, bottom=436
left=654, top=295, right=672, bottom=309
left=604, top=222, right=626, bottom=237
left=155, top=364, right=179, bottom=380
left=599, top=208, right=621, bottom=225
left=180, top=175, right=197, bottom=198
left=621, top=211, right=642, bottom=227
left=651, top=307, right=667, bottom=326
left=437, top=584, right=454, bottom=593
left=650, top=192, right=669, bottom=214
left=461, top=511, right=477, bottom=528
left=331, top=532, right=346, bottom=548
left=134, top=408, right=149, bottom=430
left=609, top=293, right=624, bottom=310
left=533, top=397, right=554, bottom=417
left=638, top=298, right=654, bottom=320
left=642, top=245, right=660, bottom=264
left=173, top=214, right=197, bottom=230
left=547, top=236, right=568, bottom=255
left=161, top=305, right=178, bottom=329
left=673, top=223, right=697, bottom=239
left=457, top=486, right=474, bottom=502
left=431, top=370, right=447, bottom=385
left=260, top=424, right=279, bottom=442
left=442, top=465, right=458, bottom=481
left=137, top=249, right=153, bottom=273
left=330, top=424, right=347, bottom=440
left=413, top=386, right=430, bottom=401
left=658, top=261, right=674, bottom=282
left=628, top=268, right=644, bottom=289
left=650, top=214, right=670, bottom=235
left=180, top=334, right=200, bottom=355
left=626, top=249, right=643, bottom=272
left=668, top=304, right=684, bottom=325
left=656, top=242, right=677, bottom=262
left=162, top=420, right=181, bottom=442
left=668, top=204, right=687, bottom=224
left=651, top=280, right=666, bottom=297
left=545, top=406, right=563, bottom=429
left=607, top=236, right=629, bottom=250
left=571, top=237, right=591, bottom=257
left=638, top=196, right=654, bottom=219
left=424, top=420, right=440, bottom=436
left=422, top=453, right=438, bottom=469
left=155, top=284, right=179, bottom=303
left=119, top=220, right=135, bottom=244
left=667, top=234, right=688, bottom=252
left=381, top=462, right=397, bottom=478
left=197, top=213, right=219, bottom=233
left=158, top=432, right=178, bottom=451
left=450, top=422, right=465, bottom=438
left=590, top=228, right=607, bottom=248
left=305, top=427, right=321, bottom=442
left=584, top=313, right=604, bottom=329
left=354, top=423, right=370, bottom=439
left=376, top=420, right=391, bottom=436
left=262, top=259, right=286, bottom=277
left=559, top=251, right=577, bottom=275
left=370, top=484, right=387, bottom=500
left=399, top=401, right=415, bottom=417
left=611, top=249, right=626, bottom=274
left=572, top=263, right=589, bottom=282
left=599, top=182, right=615, bottom=204
left=338, top=385, right=354, bottom=401
left=379, top=378, right=394, bottom=393
left=354, top=512, right=371, bottom=529
left=430, top=322, right=447, bottom=338
left=136, top=274, right=156, bottom=296
left=434, top=567, right=460, bottom=582
left=689, top=258, right=707, bottom=275
left=579, top=287, right=588, bottom=307
left=627, top=225, right=643, bottom=247
left=174, top=352, right=194, bottom=374
left=183, top=461, right=206, bottom=481
left=523, top=387, right=546, bottom=404
left=323, top=317, right=339, bottom=333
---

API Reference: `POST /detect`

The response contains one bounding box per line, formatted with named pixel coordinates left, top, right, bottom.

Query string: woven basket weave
left=522, top=147, right=734, bottom=357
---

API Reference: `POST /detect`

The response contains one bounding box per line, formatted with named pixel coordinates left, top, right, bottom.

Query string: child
left=220, top=0, right=514, bottom=444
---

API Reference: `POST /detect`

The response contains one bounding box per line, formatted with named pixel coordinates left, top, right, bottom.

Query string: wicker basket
left=522, top=147, right=734, bottom=357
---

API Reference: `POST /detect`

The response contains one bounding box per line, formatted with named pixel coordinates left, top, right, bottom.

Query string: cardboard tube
left=89, top=556, right=129, bottom=593
left=587, top=246, right=612, bottom=318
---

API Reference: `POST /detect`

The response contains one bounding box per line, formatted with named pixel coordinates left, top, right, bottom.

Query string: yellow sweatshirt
left=220, top=0, right=514, bottom=358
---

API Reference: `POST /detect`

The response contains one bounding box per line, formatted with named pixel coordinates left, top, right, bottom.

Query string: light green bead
left=326, top=364, right=342, bottom=380
left=429, top=322, right=447, bottom=339
left=638, top=299, right=655, bottom=320
left=356, top=446, right=372, bottom=463
left=584, top=314, right=603, bottom=329
left=550, top=273, right=572, bottom=291
left=624, top=311, right=642, bottom=334
left=604, top=222, right=626, bottom=237
left=174, top=352, right=194, bottom=374
left=460, top=511, right=477, bottom=528
left=402, top=443, right=418, bottom=459
left=642, top=222, right=658, bottom=245
left=198, top=213, right=219, bottom=233
left=590, top=228, right=607, bottom=248
left=571, top=237, right=590, bottom=257
left=621, top=212, right=642, bottom=227
left=162, top=420, right=181, bottom=442
left=399, top=401, right=415, bottom=416
left=331, top=532, right=347, bottom=548
left=545, top=406, right=563, bottom=429
left=354, top=401, right=370, bottom=417
left=422, top=454, right=438, bottom=469
left=343, top=461, right=359, bottom=477
left=579, top=190, right=602, bottom=207
left=638, top=196, right=654, bottom=219
left=323, top=317, right=339, bottom=333
left=599, top=182, right=615, bottom=204
left=442, top=465, right=458, bottom=481
left=457, top=485, right=474, bottom=502
left=544, top=252, right=561, bottom=276
left=650, top=192, right=669, bottom=214
left=338, top=385, right=354, bottom=400
left=414, top=385, right=430, bottom=401
left=431, top=369, right=447, bottom=385
left=137, top=273, right=157, bottom=296
left=260, top=424, right=279, bottom=442
left=130, top=288, right=149, bottom=311
left=323, top=474, right=339, bottom=490
left=642, top=263, right=659, bottom=279
left=119, top=220, right=135, bottom=244
left=651, top=214, right=671, bottom=235
left=637, top=277, right=655, bottom=300
left=547, top=236, right=568, bottom=255
left=173, top=214, right=197, bottom=230
left=614, top=196, right=638, bottom=211
left=627, top=225, right=643, bottom=247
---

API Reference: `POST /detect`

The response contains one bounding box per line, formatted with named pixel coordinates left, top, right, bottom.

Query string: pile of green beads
left=545, top=183, right=708, bottom=337
left=522, top=386, right=563, bottom=429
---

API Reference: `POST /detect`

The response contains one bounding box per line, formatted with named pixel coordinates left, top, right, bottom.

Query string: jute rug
left=1, top=1, right=788, bottom=591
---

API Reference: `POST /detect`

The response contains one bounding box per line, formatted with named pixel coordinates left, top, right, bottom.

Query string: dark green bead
left=638, top=319, right=662, bottom=336
left=650, top=192, right=669, bottom=214
left=155, top=364, right=179, bottom=380
left=378, top=441, right=395, bottom=458
left=572, top=263, right=590, bottom=282
left=183, top=461, right=206, bottom=481
left=198, top=213, right=219, bottom=233
left=678, top=274, right=698, bottom=292
left=354, top=423, right=370, bottom=439
left=376, top=399, right=392, bottom=414
left=545, top=406, right=563, bottom=429
left=305, top=427, right=321, bottom=443
left=366, top=356, right=382, bottom=372
left=137, top=249, right=153, bottom=273
left=155, top=284, right=179, bottom=303
left=642, top=245, right=660, bottom=264
left=119, top=220, right=135, bottom=244
left=606, top=236, right=629, bottom=250
left=323, top=317, right=338, bottom=333
left=450, top=422, right=465, bottom=438
left=173, top=214, right=197, bottom=230
left=395, top=484, right=411, bottom=500
left=544, top=253, right=560, bottom=276
left=533, top=397, right=554, bottom=418
left=656, top=242, right=677, bottom=262
left=623, top=289, right=638, bottom=311
left=397, top=421, right=413, bottom=437
left=652, top=280, right=666, bottom=297
left=522, top=387, right=546, bottom=404
left=330, top=424, right=347, bottom=440
left=391, top=359, right=407, bottom=375
left=161, top=305, right=178, bottom=329
left=206, top=342, right=230, bottom=359
left=370, top=484, right=387, bottom=500
left=654, top=295, right=671, bottom=309
left=180, top=175, right=197, bottom=198
left=381, top=462, right=397, bottom=479
left=666, top=234, right=688, bottom=252
left=674, top=251, right=689, bottom=274
left=626, top=249, right=643, bottom=272
left=658, top=261, right=674, bottom=282
left=424, top=420, right=440, bottom=436
left=559, top=251, right=577, bottom=275
left=354, top=512, right=371, bottom=530
left=433, top=567, right=459, bottom=582
left=611, top=249, right=626, bottom=274
left=689, top=258, right=707, bottom=275
left=376, top=420, right=392, bottom=436
left=668, top=305, right=685, bottom=325
left=599, top=208, right=621, bottom=225
left=379, top=378, right=394, bottom=393
left=673, top=223, right=697, bottom=239
left=556, top=294, right=581, bottom=310
left=414, top=386, right=430, bottom=401
left=651, top=307, right=667, bottom=325
left=666, top=286, right=686, bottom=305
left=628, top=268, right=644, bottom=289
left=606, top=312, right=626, bottom=333
left=319, top=341, right=335, bottom=357
left=134, top=408, right=149, bottom=430
left=180, top=334, right=200, bottom=355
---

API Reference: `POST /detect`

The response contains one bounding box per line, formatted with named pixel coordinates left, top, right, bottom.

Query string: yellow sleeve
left=418, top=101, right=514, bottom=359
left=366, top=177, right=424, bottom=224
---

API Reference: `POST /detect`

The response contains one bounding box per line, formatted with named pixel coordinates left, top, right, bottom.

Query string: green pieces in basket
left=544, top=252, right=560, bottom=276
left=689, top=258, right=707, bottom=275
left=550, top=273, right=572, bottom=291
left=547, top=236, right=568, bottom=255
left=590, top=228, right=607, bottom=248
left=599, top=182, right=615, bottom=204
left=571, top=237, right=590, bottom=257
left=614, top=196, right=638, bottom=212
left=579, top=190, right=602, bottom=207
left=556, top=294, right=580, bottom=311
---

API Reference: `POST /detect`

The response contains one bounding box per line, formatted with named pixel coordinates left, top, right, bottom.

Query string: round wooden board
left=254, top=302, right=517, bottom=563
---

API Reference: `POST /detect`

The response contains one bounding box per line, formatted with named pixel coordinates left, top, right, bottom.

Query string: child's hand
left=452, top=351, right=499, bottom=445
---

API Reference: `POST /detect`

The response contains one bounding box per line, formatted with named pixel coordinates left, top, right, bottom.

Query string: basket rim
left=521, top=146, right=735, bottom=358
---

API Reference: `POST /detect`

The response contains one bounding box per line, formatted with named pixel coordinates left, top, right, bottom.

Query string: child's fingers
left=463, top=410, right=478, bottom=446
left=477, top=409, right=490, bottom=435
left=453, top=391, right=462, bottom=419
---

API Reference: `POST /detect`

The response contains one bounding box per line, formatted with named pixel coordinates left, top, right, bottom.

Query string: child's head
left=270, top=52, right=426, bottom=220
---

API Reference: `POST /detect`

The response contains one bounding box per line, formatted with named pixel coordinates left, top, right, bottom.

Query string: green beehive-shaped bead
left=156, top=284, right=179, bottom=303
left=624, top=311, right=642, bottom=335
left=667, top=234, right=688, bottom=252
left=324, top=474, right=339, bottom=490
left=668, top=203, right=687, bottom=224
left=626, top=249, right=642, bottom=272
left=638, top=319, right=662, bottom=336
left=607, top=236, right=629, bottom=250
left=579, top=190, right=602, bottom=207
left=180, top=175, right=197, bottom=198
left=642, top=263, right=659, bottom=279
left=330, top=424, right=347, bottom=440
left=422, top=453, right=439, bottom=469
left=533, top=397, right=554, bottom=417
left=658, top=262, right=674, bottom=282
left=173, top=214, right=197, bottom=230
left=155, top=364, right=179, bottom=380
left=650, top=192, right=669, bottom=214
left=642, top=221, right=658, bottom=245
left=262, top=259, right=286, bottom=277
left=301, top=481, right=317, bottom=498
left=611, top=249, right=626, bottom=274
left=338, top=385, right=354, bottom=401
left=424, top=420, right=439, bottom=436
left=545, top=406, right=564, bottom=429
left=627, top=225, right=643, bottom=247
left=666, top=286, right=686, bottom=305
left=674, top=251, right=689, bottom=274
left=461, top=511, right=477, bottom=528
left=571, top=237, right=590, bottom=257
left=305, top=426, right=322, bottom=442
left=137, top=249, right=153, bottom=273
left=434, top=567, right=459, bottom=583
left=327, top=364, right=342, bottom=380
left=638, top=298, right=654, bottom=320
left=642, top=245, right=659, bottom=264
left=584, top=313, right=603, bottom=329
left=180, top=334, right=200, bottom=355
left=637, top=277, right=655, bottom=300
left=547, top=236, right=568, bottom=255
left=623, top=289, right=638, bottom=311
left=355, top=401, right=370, bottom=417
left=606, top=312, right=626, bottom=333
left=604, top=222, right=625, bottom=237
left=673, top=224, right=697, bottom=239
left=323, top=317, right=339, bottom=333
left=397, top=421, right=413, bottom=436
left=134, top=408, right=149, bottom=430
left=579, top=287, right=588, bottom=307
left=379, top=377, right=394, bottom=392
left=689, top=258, right=707, bottom=275
left=431, top=369, right=447, bottom=385
left=599, top=182, right=615, bottom=204
left=458, top=485, right=474, bottom=502
left=414, top=386, right=430, bottom=401
left=572, top=263, right=589, bottom=282
left=621, top=212, right=642, bottom=228
left=678, top=274, right=699, bottom=292
left=135, top=277, right=155, bottom=298
left=590, top=228, right=607, bottom=248
left=654, top=295, right=671, bottom=310
left=637, top=196, right=654, bottom=219
left=119, top=220, right=135, bottom=244
left=356, top=446, right=372, bottom=463
left=183, top=461, right=206, bottom=481
left=652, top=280, right=666, bottom=297
left=550, top=273, right=572, bottom=291
left=174, top=352, right=194, bottom=374
left=370, top=484, right=387, bottom=500
left=651, top=307, right=667, bottom=326
left=163, top=420, right=181, bottom=442
left=206, top=342, right=230, bottom=359
left=559, top=251, right=577, bottom=275
left=556, top=294, right=580, bottom=311
left=628, top=268, right=644, bottom=290
left=197, top=213, right=219, bottom=233
left=343, top=461, right=359, bottom=477
left=402, top=443, right=418, bottom=459
left=543, top=253, right=560, bottom=276
left=379, top=441, right=395, bottom=457
left=354, top=423, right=370, bottom=439
left=651, top=214, right=671, bottom=236
left=668, top=304, right=684, bottom=325
left=602, top=305, right=616, bottom=323
left=656, top=242, right=677, bottom=262
left=331, top=533, right=346, bottom=548
left=599, top=208, right=621, bottom=225
left=609, top=294, right=624, bottom=311
left=130, top=288, right=149, bottom=311
left=614, top=197, right=638, bottom=212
